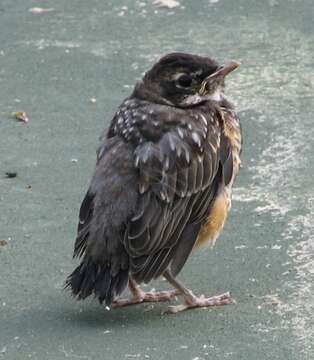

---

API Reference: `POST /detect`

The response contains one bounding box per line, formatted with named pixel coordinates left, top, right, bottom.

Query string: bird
left=65, top=52, right=242, bottom=314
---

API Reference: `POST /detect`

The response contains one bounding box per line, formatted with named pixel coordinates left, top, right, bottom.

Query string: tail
left=65, top=259, right=129, bottom=306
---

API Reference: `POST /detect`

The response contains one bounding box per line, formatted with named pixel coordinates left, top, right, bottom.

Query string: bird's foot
left=165, top=291, right=234, bottom=314
left=112, top=288, right=180, bottom=308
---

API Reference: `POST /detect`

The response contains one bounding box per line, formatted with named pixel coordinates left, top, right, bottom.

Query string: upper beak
left=207, top=60, right=240, bottom=80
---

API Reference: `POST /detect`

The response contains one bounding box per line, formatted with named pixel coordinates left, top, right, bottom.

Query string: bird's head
left=133, top=52, right=240, bottom=107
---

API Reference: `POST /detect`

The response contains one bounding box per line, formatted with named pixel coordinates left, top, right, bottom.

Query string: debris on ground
left=11, top=111, right=29, bottom=123
left=0, top=240, right=8, bottom=247
left=5, top=172, right=17, bottom=178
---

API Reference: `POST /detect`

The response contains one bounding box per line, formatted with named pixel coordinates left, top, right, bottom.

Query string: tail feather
left=65, top=259, right=129, bottom=306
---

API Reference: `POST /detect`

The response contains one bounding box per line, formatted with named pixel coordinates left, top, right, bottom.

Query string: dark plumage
left=66, top=52, right=242, bottom=313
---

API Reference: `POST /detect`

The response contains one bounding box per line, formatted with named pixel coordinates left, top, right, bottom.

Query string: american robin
left=66, top=52, right=242, bottom=313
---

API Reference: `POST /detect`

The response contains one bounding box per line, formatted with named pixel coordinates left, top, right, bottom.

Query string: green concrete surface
left=1, top=1, right=313, bottom=359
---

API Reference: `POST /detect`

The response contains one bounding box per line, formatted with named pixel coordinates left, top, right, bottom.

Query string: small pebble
left=0, top=240, right=8, bottom=247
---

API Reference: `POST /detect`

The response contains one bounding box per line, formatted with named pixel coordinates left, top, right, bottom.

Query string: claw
left=165, top=292, right=234, bottom=314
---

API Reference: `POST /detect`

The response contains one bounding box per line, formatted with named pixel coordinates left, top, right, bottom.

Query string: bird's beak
left=199, top=61, right=240, bottom=96
left=208, top=61, right=240, bottom=79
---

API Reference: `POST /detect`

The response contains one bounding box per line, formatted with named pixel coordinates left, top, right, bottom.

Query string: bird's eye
left=177, top=74, right=193, bottom=88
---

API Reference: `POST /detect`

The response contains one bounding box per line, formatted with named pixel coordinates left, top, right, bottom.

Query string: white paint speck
left=29, top=7, right=54, bottom=14
left=153, top=0, right=180, bottom=9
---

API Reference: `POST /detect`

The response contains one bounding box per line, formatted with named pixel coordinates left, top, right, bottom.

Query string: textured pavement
left=1, top=1, right=313, bottom=359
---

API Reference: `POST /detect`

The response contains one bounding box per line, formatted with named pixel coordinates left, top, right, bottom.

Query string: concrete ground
left=0, top=0, right=313, bottom=359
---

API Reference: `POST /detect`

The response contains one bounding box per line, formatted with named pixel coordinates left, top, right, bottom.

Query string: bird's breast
left=194, top=106, right=242, bottom=249
left=194, top=186, right=231, bottom=249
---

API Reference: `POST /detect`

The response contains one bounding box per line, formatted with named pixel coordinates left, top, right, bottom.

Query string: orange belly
left=194, top=190, right=230, bottom=249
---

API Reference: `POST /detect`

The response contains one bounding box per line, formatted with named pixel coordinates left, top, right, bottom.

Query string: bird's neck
left=132, top=81, right=174, bottom=107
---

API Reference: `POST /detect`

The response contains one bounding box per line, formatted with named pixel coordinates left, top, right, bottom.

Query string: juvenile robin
left=66, top=52, right=242, bottom=313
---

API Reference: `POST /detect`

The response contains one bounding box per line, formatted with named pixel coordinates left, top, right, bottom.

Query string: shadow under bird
left=65, top=52, right=242, bottom=313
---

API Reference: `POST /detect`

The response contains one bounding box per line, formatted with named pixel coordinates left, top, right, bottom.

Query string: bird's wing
left=73, top=137, right=138, bottom=265
left=122, top=105, right=232, bottom=283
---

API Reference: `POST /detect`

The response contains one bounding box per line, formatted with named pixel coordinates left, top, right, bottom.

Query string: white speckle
left=177, top=128, right=184, bottom=139
left=160, top=192, right=166, bottom=201
left=164, top=156, right=170, bottom=170
left=153, top=0, right=180, bottom=8
left=200, top=114, right=207, bottom=126
left=142, top=114, right=147, bottom=120
left=29, top=7, right=54, bottom=14
left=271, top=244, right=282, bottom=250
left=90, top=97, right=97, bottom=103
left=103, top=330, right=111, bottom=334
left=169, top=136, right=176, bottom=151
left=176, top=146, right=182, bottom=158
left=209, top=143, right=217, bottom=154
left=71, top=158, right=78, bottom=163
left=184, top=150, right=190, bottom=164
left=180, top=345, right=188, bottom=349
left=209, top=0, right=220, bottom=4
left=192, top=132, right=201, bottom=147
left=105, top=306, right=110, bottom=311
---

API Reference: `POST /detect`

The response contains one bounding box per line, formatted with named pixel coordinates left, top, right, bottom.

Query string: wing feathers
left=127, top=114, right=224, bottom=283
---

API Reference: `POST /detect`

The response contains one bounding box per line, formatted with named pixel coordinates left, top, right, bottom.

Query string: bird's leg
left=163, top=270, right=234, bottom=314
left=112, top=277, right=180, bottom=308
